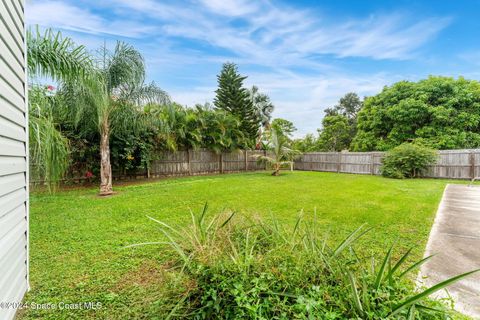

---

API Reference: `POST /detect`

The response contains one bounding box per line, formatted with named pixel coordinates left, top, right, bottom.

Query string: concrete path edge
left=418, top=184, right=480, bottom=319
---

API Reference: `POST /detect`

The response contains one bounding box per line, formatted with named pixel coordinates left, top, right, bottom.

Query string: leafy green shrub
left=381, top=143, right=438, bottom=179
left=130, top=205, right=477, bottom=319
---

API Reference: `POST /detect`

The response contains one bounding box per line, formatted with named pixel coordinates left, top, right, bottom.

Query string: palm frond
left=104, top=41, right=145, bottom=93
left=128, top=82, right=171, bottom=106
left=27, top=26, right=94, bottom=83
left=29, top=87, right=70, bottom=191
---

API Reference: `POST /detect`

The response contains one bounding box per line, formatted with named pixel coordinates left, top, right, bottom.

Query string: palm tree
left=194, top=105, right=245, bottom=153
left=63, top=42, right=170, bottom=195
left=254, top=127, right=300, bottom=176
left=27, top=28, right=94, bottom=190
left=248, top=86, right=274, bottom=149
left=145, top=103, right=202, bottom=151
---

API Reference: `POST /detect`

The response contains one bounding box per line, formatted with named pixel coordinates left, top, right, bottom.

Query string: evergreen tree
left=214, top=62, right=260, bottom=147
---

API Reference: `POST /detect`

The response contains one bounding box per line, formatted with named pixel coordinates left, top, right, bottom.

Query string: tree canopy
left=324, top=92, right=363, bottom=120
left=271, top=118, right=296, bottom=139
left=352, top=76, right=480, bottom=151
left=317, top=115, right=351, bottom=151
left=292, top=93, right=362, bottom=152
left=214, top=63, right=260, bottom=147
left=317, top=92, right=363, bottom=151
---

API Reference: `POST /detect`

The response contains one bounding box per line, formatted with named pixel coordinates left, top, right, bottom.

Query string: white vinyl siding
left=0, top=1, right=28, bottom=320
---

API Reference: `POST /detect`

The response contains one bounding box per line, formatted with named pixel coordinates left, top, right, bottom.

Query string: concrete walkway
left=419, top=184, right=480, bottom=318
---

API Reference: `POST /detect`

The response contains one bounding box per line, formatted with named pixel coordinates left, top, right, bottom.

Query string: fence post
left=370, top=153, right=375, bottom=175
left=220, top=152, right=224, bottom=174
left=187, top=149, right=191, bottom=175
left=244, top=150, right=248, bottom=171
left=264, top=149, right=267, bottom=170
left=337, top=152, right=341, bottom=173
left=470, top=152, right=475, bottom=179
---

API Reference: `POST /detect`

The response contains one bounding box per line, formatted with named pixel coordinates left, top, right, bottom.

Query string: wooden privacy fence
left=30, top=149, right=268, bottom=185
left=147, top=149, right=267, bottom=178
left=32, top=148, right=480, bottom=185
left=295, top=149, right=480, bottom=180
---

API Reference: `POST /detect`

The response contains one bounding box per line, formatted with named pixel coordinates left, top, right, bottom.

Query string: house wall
left=0, top=1, right=29, bottom=319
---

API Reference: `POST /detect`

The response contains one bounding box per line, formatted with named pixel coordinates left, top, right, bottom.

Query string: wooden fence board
left=296, top=149, right=480, bottom=180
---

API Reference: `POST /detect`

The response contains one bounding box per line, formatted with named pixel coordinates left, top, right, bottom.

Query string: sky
left=26, top=0, right=480, bottom=136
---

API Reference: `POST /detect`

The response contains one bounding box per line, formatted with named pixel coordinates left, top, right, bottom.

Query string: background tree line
left=294, top=76, right=480, bottom=153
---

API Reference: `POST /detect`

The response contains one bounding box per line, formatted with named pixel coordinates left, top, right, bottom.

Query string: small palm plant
left=255, top=126, right=300, bottom=176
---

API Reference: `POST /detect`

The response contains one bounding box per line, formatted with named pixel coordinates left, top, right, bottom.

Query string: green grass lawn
left=20, top=171, right=465, bottom=319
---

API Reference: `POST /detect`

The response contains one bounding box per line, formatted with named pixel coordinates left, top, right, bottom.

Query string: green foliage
left=292, top=133, right=319, bottom=152
left=248, top=86, right=275, bottom=147
left=27, top=26, right=93, bottom=84
left=194, top=105, right=246, bottom=153
left=62, top=41, right=170, bottom=134
left=381, top=143, right=438, bottom=179
left=317, top=114, right=352, bottom=151
left=214, top=63, right=260, bottom=147
left=318, top=92, right=363, bottom=151
left=293, top=93, right=362, bottom=152
left=29, top=86, right=70, bottom=191
left=137, top=206, right=474, bottom=319
left=248, top=85, right=274, bottom=129
left=144, top=103, right=246, bottom=153
left=256, top=126, right=300, bottom=175
left=27, top=26, right=94, bottom=191
left=271, top=118, right=297, bottom=140
left=325, top=92, right=363, bottom=120
left=352, top=76, right=480, bottom=151
left=42, top=39, right=170, bottom=194
left=110, top=131, right=154, bottom=173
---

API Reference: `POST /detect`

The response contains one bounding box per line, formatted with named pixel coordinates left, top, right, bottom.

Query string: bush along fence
left=295, top=149, right=480, bottom=180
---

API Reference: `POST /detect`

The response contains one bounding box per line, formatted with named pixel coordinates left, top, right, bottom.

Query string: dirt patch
left=114, top=260, right=171, bottom=292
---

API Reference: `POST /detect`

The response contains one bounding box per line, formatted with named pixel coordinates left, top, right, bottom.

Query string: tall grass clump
left=131, top=205, right=477, bottom=319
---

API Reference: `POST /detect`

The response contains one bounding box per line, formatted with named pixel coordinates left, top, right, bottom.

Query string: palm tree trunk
left=256, top=127, right=262, bottom=149
left=99, top=121, right=113, bottom=195
left=272, top=163, right=280, bottom=176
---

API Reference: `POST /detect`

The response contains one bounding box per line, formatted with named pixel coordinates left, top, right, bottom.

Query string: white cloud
left=198, top=0, right=259, bottom=16
left=324, top=15, right=452, bottom=60
left=26, top=0, right=452, bottom=135
left=169, top=86, right=216, bottom=108
left=94, top=0, right=449, bottom=66
left=26, top=0, right=153, bottom=38
left=27, top=0, right=450, bottom=62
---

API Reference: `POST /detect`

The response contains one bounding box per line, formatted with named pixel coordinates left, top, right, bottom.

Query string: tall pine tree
left=214, top=62, right=260, bottom=147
